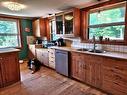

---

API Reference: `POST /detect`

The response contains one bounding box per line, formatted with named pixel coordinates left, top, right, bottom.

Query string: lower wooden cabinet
left=71, top=53, right=85, bottom=81
left=0, top=62, right=3, bottom=87
left=71, top=51, right=127, bottom=95
left=71, top=52, right=102, bottom=88
left=0, top=52, right=20, bottom=88
left=102, top=58, right=127, bottom=95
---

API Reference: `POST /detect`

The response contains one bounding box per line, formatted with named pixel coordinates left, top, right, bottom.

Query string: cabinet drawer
left=102, top=61, right=127, bottom=95
left=49, top=52, right=55, bottom=56
left=49, top=61, right=55, bottom=69
left=103, top=61, right=127, bottom=76
left=102, top=79, right=127, bottom=95
left=49, top=57, right=55, bottom=61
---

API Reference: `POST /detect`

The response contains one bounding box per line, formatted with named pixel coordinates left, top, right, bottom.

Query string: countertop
left=0, top=48, right=20, bottom=54
left=49, top=46, right=127, bottom=60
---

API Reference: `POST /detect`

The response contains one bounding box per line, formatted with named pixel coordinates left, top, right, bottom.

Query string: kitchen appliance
left=55, top=50, right=69, bottom=76
left=56, top=38, right=66, bottom=46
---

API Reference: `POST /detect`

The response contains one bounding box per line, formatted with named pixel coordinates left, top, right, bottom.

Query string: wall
left=19, top=19, right=33, bottom=60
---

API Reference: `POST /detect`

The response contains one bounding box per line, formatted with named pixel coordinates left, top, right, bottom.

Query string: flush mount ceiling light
left=2, top=1, right=26, bottom=11
left=65, top=15, right=73, bottom=20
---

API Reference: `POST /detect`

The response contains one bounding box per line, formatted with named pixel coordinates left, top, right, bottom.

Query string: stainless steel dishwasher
left=55, top=49, right=69, bottom=77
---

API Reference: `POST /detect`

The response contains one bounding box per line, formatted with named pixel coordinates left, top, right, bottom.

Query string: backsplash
left=70, top=39, right=127, bottom=53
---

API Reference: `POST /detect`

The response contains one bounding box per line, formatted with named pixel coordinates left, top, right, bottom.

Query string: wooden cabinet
left=0, top=59, right=3, bottom=87
left=102, top=58, right=127, bottom=95
left=28, top=45, right=36, bottom=59
left=36, top=49, right=49, bottom=66
left=71, top=52, right=102, bottom=88
left=48, top=48, right=55, bottom=69
left=71, top=52, right=84, bottom=81
left=33, top=18, right=46, bottom=37
left=28, top=44, right=42, bottom=59
left=0, top=52, right=20, bottom=88
left=71, top=51, right=127, bottom=95
left=55, top=8, right=80, bottom=37
left=32, top=18, right=50, bottom=41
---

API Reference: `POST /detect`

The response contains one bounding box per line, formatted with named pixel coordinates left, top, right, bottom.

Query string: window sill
left=81, top=39, right=127, bottom=45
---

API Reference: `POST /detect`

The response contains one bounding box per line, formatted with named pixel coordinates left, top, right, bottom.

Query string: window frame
left=88, top=3, right=126, bottom=41
left=81, top=1, right=127, bottom=45
left=0, top=17, right=21, bottom=48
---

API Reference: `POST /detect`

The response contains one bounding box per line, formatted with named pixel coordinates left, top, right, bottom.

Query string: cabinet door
left=1, top=53, right=20, bottom=87
left=84, top=55, right=102, bottom=88
left=73, top=8, right=80, bottom=37
left=64, top=12, right=73, bottom=34
left=102, top=58, right=127, bottom=95
left=42, top=50, right=49, bottom=66
left=71, top=53, right=84, bottom=81
left=0, top=58, right=3, bottom=87
left=36, top=49, right=43, bottom=63
left=32, top=19, right=41, bottom=37
left=28, top=45, right=36, bottom=59
left=56, top=15, right=64, bottom=34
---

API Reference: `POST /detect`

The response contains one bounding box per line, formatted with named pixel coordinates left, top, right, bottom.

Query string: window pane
left=89, top=7, right=125, bottom=25
left=0, top=20, right=18, bottom=34
left=0, top=35, right=20, bottom=48
left=89, top=25, right=125, bottom=40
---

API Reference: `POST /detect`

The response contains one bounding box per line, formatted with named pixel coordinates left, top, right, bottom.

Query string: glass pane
left=89, top=7, right=125, bottom=25
left=0, top=20, right=18, bottom=34
left=56, top=15, right=63, bottom=34
left=65, top=12, right=73, bottom=34
left=0, top=35, right=19, bottom=48
left=89, top=25, right=125, bottom=40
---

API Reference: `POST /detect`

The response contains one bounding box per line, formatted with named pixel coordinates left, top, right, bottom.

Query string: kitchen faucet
left=93, top=36, right=97, bottom=51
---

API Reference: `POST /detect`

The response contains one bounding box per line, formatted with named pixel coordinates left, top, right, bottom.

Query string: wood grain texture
left=0, top=52, right=20, bottom=88
left=73, top=8, right=81, bottom=37
left=71, top=51, right=127, bottom=95
left=0, top=61, right=107, bottom=95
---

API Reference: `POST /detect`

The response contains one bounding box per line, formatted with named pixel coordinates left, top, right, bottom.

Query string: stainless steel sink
left=88, top=49, right=105, bottom=53
left=77, top=48, right=89, bottom=51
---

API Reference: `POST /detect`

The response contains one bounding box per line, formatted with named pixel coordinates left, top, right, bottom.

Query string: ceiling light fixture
left=65, top=15, right=73, bottom=20
left=2, top=1, right=26, bottom=11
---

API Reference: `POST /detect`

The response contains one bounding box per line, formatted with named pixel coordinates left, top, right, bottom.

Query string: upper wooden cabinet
left=32, top=18, right=50, bottom=41
left=55, top=8, right=80, bottom=37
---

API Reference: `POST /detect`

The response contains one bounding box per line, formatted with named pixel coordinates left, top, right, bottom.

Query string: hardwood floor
left=0, top=61, right=107, bottom=95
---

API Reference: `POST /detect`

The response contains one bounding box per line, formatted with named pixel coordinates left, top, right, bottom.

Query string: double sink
left=76, top=48, right=106, bottom=53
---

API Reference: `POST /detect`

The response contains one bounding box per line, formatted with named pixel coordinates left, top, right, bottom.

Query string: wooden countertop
left=49, top=46, right=127, bottom=60
left=0, top=48, right=20, bottom=54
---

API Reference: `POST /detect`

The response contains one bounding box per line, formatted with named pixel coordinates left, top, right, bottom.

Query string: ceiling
left=0, top=0, right=109, bottom=17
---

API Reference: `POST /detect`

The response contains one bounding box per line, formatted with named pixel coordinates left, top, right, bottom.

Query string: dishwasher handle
left=55, top=50, right=68, bottom=55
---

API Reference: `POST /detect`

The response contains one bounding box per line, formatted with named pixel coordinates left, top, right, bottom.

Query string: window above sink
left=81, top=1, right=127, bottom=45
left=89, top=4, right=125, bottom=41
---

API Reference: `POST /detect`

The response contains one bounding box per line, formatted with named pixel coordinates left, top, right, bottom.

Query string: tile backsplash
left=70, top=39, right=127, bottom=53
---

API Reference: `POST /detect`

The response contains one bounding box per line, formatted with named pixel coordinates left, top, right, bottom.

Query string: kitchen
left=0, top=0, right=127, bottom=95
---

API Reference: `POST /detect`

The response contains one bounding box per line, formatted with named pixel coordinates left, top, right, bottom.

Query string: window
left=0, top=18, right=21, bottom=48
left=88, top=3, right=126, bottom=40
